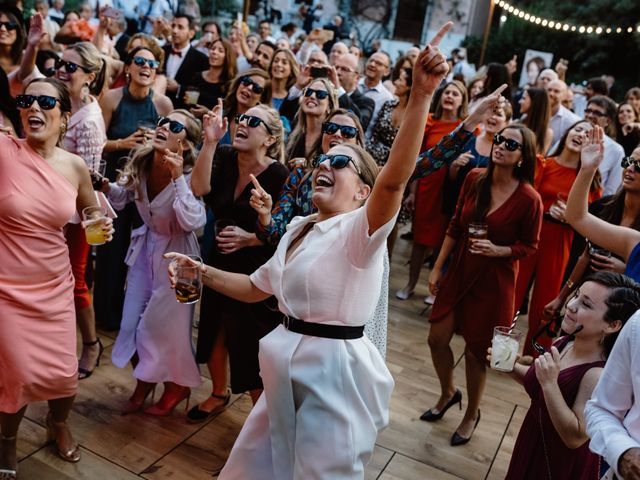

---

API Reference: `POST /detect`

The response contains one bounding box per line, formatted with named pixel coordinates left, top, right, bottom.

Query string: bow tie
left=170, top=48, right=183, bottom=57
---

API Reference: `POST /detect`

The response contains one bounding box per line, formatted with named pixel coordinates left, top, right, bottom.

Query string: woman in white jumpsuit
left=167, top=24, right=452, bottom=479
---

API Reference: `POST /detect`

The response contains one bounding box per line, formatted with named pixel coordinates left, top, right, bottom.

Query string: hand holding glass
left=173, top=255, right=203, bottom=304
left=82, top=206, right=109, bottom=245
left=491, top=326, right=522, bottom=372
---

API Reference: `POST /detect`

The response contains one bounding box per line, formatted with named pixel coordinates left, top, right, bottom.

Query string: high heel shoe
left=45, top=413, right=81, bottom=463
left=78, top=338, right=104, bottom=380
left=450, top=410, right=481, bottom=446
left=420, top=389, right=462, bottom=422
left=0, top=436, right=17, bottom=479
left=144, top=386, right=191, bottom=416
left=186, top=391, right=231, bottom=424
left=122, top=383, right=157, bottom=415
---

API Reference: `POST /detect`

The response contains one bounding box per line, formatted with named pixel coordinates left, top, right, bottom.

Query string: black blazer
left=348, top=89, right=375, bottom=131
left=162, top=45, right=209, bottom=108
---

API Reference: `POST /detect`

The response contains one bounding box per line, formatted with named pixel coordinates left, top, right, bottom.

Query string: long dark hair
left=0, top=67, right=22, bottom=136
left=0, top=9, right=25, bottom=65
left=597, top=184, right=640, bottom=233
left=582, top=271, right=640, bottom=358
left=551, top=119, right=601, bottom=193
left=477, top=63, right=513, bottom=104
left=471, top=124, right=537, bottom=220
left=306, top=108, right=364, bottom=168
left=209, top=38, right=238, bottom=89
left=521, top=87, right=550, bottom=154
left=224, top=68, right=271, bottom=122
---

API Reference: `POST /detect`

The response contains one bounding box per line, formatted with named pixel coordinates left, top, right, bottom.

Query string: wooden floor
left=11, top=234, right=532, bottom=479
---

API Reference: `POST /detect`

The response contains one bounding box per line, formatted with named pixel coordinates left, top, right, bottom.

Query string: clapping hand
left=202, top=98, right=229, bottom=145
left=580, top=126, right=605, bottom=171
left=411, top=22, right=452, bottom=96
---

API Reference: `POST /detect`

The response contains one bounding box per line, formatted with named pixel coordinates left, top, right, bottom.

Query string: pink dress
left=0, top=135, right=78, bottom=413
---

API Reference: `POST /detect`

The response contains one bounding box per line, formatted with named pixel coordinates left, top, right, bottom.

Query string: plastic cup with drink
left=82, top=205, right=108, bottom=245
left=490, top=326, right=522, bottom=372
left=173, top=255, right=203, bottom=304
left=468, top=222, right=488, bottom=251
left=184, top=87, right=201, bottom=106
left=90, top=158, right=107, bottom=190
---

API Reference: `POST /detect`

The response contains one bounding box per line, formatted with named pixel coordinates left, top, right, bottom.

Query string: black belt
left=282, top=315, right=364, bottom=339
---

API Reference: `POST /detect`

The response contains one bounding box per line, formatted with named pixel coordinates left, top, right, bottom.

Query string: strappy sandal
left=78, top=338, right=105, bottom=380
left=46, top=414, right=80, bottom=463
left=186, top=391, right=231, bottom=424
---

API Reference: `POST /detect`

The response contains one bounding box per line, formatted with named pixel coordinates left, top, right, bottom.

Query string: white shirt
left=358, top=78, right=394, bottom=141
left=549, top=105, right=581, bottom=152
left=165, top=44, right=190, bottom=80
left=600, top=135, right=625, bottom=196
left=586, top=313, right=640, bottom=479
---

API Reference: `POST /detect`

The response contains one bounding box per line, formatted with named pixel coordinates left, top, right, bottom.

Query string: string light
left=495, top=0, right=640, bottom=35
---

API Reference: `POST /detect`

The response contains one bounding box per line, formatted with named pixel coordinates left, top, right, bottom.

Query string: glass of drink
left=468, top=222, right=488, bottom=250
left=490, top=326, right=522, bottom=372
left=174, top=255, right=202, bottom=304
left=137, top=120, right=156, bottom=144
left=82, top=206, right=108, bottom=245
left=90, top=159, right=107, bottom=190
left=589, top=244, right=612, bottom=258
left=184, top=87, right=201, bottom=106
left=214, top=219, right=237, bottom=253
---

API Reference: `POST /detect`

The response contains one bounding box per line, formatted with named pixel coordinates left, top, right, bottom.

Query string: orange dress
left=413, top=115, right=462, bottom=247
left=0, top=135, right=78, bottom=413
left=515, top=157, right=601, bottom=356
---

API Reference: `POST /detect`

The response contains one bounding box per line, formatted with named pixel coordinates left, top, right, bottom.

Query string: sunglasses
left=0, top=21, right=18, bottom=31
left=622, top=156, right=640, bottom=171
left=531, top=315, right=562, bottom=355
left=493, top=133, right=523, bottom=152
left=42, top=67, right=56, bottom=78
left=584, top=108, right=607, bottom=118
left=312, top=153, right=362, bottom=175
left=304, top=88, right=329, bottom=100
left=132, top=56, right=160, bottom=69
left=16, top=94, right=60, bottom=110
left=55, top=59, right=91, bottom=74
left=239, top=76, right=264, bottom=94
left=322, top=121, right=358, bottom=139
left=157, top=116, right=186, bottom=134
left=234, top=114, right=272, bottom=134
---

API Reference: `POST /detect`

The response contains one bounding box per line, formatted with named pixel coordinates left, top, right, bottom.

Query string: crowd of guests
left=1, top=2, right=640, bottom=479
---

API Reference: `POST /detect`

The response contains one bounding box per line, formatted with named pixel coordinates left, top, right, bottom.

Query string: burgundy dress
left=506, top=336, right=604, bottom=480
left=429, top=169, right=543, bottom=359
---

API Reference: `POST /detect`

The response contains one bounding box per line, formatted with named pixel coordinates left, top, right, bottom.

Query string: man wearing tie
left=163, top=14, right=208, bottom=108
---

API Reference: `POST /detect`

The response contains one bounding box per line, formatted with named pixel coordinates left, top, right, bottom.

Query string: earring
left=517, top=160, right=522, bottom=167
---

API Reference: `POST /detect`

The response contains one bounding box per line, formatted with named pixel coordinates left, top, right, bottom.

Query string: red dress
left=505, top=336, right=604, bottom=480
left=515, top=158, right=601, bottom=356
left=430, top=170, right=543, bottom=358
left=413, top=115, right=462, bottom=247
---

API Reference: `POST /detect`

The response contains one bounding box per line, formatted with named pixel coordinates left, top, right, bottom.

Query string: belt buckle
left=282, top=314, right=290, bottom=330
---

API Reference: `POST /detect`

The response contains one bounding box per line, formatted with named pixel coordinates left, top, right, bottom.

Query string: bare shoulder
left=578, top=366, right=603, bottom=394
left=153, top=93, right=174, bottom=116
left=101, top=87, right=124, bottom=109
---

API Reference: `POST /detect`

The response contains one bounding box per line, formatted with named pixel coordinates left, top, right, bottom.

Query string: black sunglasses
left=622, top=156, right=640, bottom=171
left=157, top=116, right=186, bottom=134
left=239, top=76, right=264, bottom=94
left=531, top=310, right=584, bottom=355
left=132, top=56, right=160, bottom=69
left=16, top=94, right=60, bottom=110
left=322, top=121, right=358, bottom=139
left=312, top=153, right=362, bottom=175
left=584, top=108, right=607, bottom=118
left=234, top=114, right=272, bottom=134
left=304, top=88, right=329, bottom=100
left=493, top=133, right=523, bottom=152
left=42, top=67, right=56, bottom=78
left=55, top=59, right=91, bottom=74
left=0, top=20, right=18, bottom=31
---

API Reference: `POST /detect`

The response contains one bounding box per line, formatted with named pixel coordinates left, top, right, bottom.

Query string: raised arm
left=566, top=126, right=640, bottom=261
left=366, top=22, right=452, bottom=233
left=191, top=98, right=228, bottom=196
left=16, top=14, right=45, bottom=84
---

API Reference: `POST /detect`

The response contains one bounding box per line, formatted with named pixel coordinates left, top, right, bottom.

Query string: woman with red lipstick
left=498, top=272, right=640, bottom=480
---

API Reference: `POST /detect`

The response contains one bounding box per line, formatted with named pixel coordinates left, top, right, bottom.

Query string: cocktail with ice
left=491, top=326, right=521, bottom=372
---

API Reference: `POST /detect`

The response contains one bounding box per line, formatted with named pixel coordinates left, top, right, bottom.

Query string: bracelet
left=115, top=139, right=120, bottom=150
left=566, top=280, right=575, bottom=290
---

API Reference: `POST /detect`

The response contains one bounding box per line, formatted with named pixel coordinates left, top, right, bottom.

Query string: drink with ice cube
left=491, top=326, right=521, bottom=372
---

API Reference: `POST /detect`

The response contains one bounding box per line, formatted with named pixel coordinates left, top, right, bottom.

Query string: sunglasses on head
left=157, top=116, right=186, bottom=134
left=239, top=76, right=264, bottom=94
left=234, top=114, right=272, bottom=134
left=312, top=153, right=362, bottom=175
left=16, top=94, right=60, bottom=110
left=493, top=133, right=523, bottom=152
left=322, top=121, right=358, bottom=139
left=304, top=88, right=329, bottom=100
left=622, top=156, right=640, bottom=171
left=132, top=56, right=160, bottom=69
left=0, top=20, right=18, bottom=30
left=55, top=59, right=91, bottom=74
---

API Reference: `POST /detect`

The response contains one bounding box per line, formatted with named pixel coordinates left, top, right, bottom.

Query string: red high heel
left=144, top=386, right=191, bottom=416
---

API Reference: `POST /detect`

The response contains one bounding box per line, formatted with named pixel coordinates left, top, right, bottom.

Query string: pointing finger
left=428, top=21, right=453, bottom=47
left=492, top=84, right=509, bottom=97
left=249, top=173, right=266, bottom=195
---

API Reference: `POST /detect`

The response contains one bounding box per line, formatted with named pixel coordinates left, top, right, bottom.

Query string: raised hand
left=248, top=173, right=273, bottom=222
left=580, top=126, right=605, bottom=171
left=411, top=22, right=453, bottom=96
left=202, top=98, right=229, bottom=145
left=466, top=84, right=509, bottom=126
left=163, top=139, right=184, bottom=179
left=27, top=13, right=46, bottom=47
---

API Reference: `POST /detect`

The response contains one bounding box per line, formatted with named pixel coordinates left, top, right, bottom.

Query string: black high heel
left=186, top=391, right=231, bottom=424
left=78, top=338, right=104, bottom=380
left=420, top=389, right=462, bottom=422
left=450, top=410, right=481, bottom=446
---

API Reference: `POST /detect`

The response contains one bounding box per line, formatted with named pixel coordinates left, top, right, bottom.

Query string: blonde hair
left=118, top=109, right=202, bottom=192
left=252, top=103, right=285, bottom=164
left=66, top=41, right=107, bottom=95
left=337, top=143, right=378, bottom=192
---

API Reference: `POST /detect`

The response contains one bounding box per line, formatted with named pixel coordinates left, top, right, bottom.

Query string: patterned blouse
left=366, top=99, right=399, bottom=166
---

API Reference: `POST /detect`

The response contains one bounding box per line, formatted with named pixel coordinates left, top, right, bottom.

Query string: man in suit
left=163, top=14, right=208, bottom=109
left=335, top=53, right=375, bottom=131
